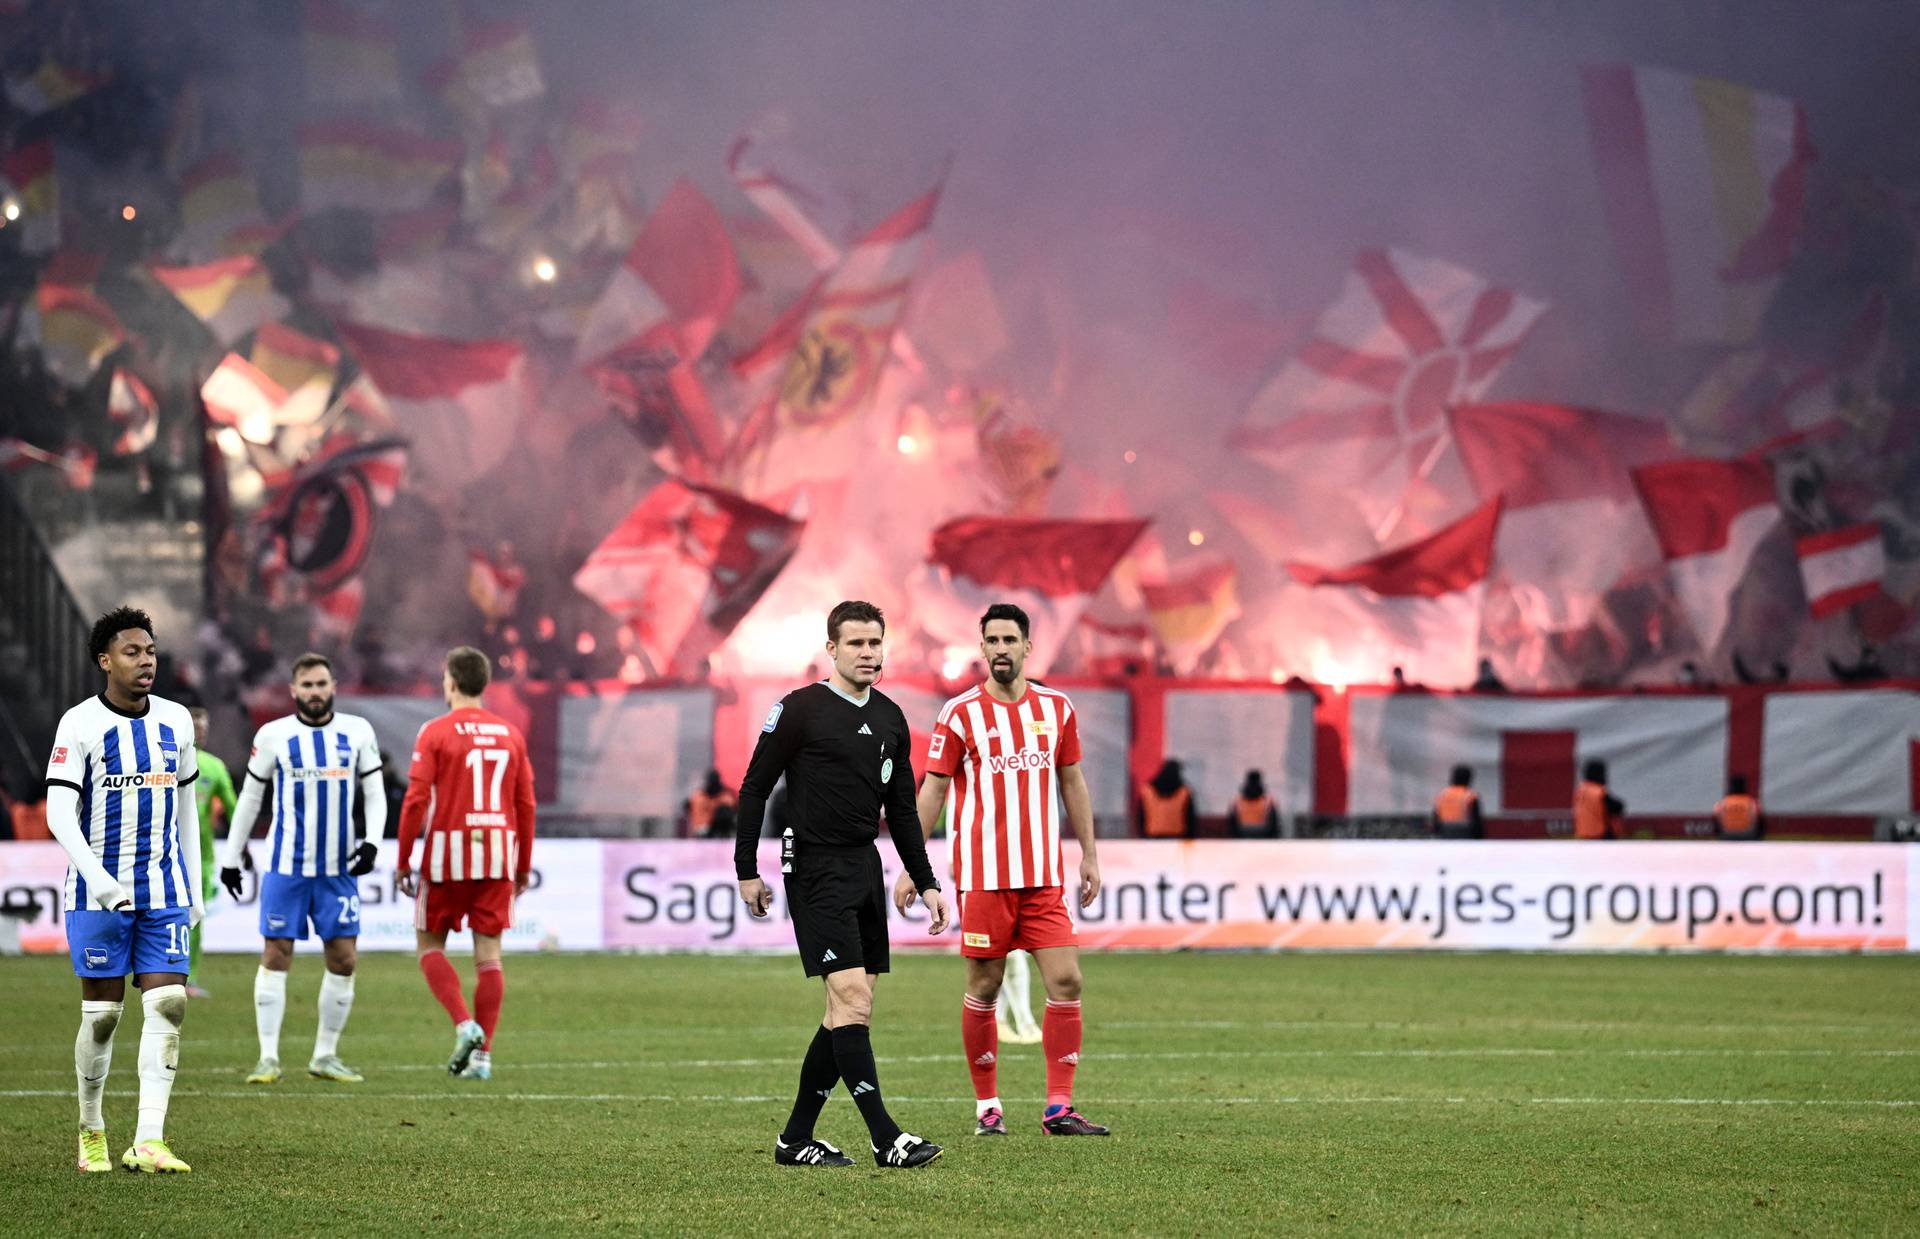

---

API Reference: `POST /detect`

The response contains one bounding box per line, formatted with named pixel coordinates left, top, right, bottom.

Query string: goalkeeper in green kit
left=187, top=705, right=236, bottom=998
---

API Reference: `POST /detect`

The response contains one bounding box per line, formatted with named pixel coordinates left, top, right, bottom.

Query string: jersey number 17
left=465, top=748, right=510, bottom=811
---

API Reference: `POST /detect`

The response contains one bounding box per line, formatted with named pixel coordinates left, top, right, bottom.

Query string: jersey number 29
left=465, top=748, right=510, bottom=811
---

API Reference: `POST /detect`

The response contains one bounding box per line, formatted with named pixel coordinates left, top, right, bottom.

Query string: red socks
left=474, top=960, right=504, bottom=1050
left=1043, top=998, right=1082, bottom=1109
left=419, top=950, right=469, bottom=1025
left=962, top=995, right=999, bottom=1100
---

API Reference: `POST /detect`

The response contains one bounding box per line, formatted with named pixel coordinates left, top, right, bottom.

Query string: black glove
left=347, top=841, right=378, bottom=876
left=220, top=866, right=244, bottom=899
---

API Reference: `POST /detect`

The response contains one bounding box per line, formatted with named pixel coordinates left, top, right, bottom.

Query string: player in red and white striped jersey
left=395, top=646, right=535, bottom=1082
left=893, top=603, right=1108, bottom=1137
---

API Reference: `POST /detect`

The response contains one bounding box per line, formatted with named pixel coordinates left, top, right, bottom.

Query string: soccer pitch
left=4, top=951, right=1916, bottom=1235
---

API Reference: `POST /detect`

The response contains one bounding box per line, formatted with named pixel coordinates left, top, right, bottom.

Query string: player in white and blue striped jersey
left=46, top=607, right=204, bottom=1174
left=218, top=652, right=385, bottom=1086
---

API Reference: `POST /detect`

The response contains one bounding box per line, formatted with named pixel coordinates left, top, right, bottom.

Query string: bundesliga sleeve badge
left=762, top=702, right=784, bottom=733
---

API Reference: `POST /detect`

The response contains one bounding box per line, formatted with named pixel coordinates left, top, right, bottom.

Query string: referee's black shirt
left=733, top=681, right=939, bottom=891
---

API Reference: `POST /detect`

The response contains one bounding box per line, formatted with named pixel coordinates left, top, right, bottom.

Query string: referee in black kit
left=735, top=599, right=950, bottom=1169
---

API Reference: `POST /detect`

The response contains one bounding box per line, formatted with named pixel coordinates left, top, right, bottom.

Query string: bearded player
left=894, top=603, right=1108, bottom=1137
left=396, top=646, right=536, bottom=1081
left=220, top=653, right=386, bottom=1085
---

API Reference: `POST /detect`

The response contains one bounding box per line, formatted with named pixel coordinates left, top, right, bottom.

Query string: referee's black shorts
left=786, top=843, right=888, bottom=978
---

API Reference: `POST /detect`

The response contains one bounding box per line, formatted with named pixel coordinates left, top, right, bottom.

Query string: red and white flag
left=149, top=255, right=287, bottom=346
left=913, top=516, right=1148, bottom=675
left=108, top=369, right=158, bottom=456
left=466, top=549, right=526, bottom=624
left=731, top=184, right=942, bottom=498
left=337, top=322, right=525, bottom=484
left=1448, top=402, right=1674, bottom=631
left=201, top=354, right=289, bottom=443
left=251, top=322, right=341, bottom=427
left=574, top=178, right=741, bottom=367
left=1796, top=523, right=1883, bottom=619
left=726, top=127, right=845, bottom=272
left=1143, top=558, right=1241, bottom=675
left=1286, top=499, right=1503, bottom=687
left=1582, top=64, right=1813, bottom=345
left=572, top=479, right=805, bottom=677
left=1631, top=457, right=1780, bottom=653
left=1230, top=248, right=1546, bottom=537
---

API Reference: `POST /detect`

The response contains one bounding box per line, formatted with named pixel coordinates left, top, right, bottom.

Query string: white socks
left=976, top=1095, right=1001, bottom=1117
left=255, top=966, right=287, bottom=1060
left=75, top=1000, right=122, bottom=1130
left=136, top=985, right=186, bottom=1143
left=314, top=971, right=355, bottom=1059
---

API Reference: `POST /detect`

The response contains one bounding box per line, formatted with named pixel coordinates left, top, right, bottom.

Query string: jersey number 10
left=465, top=748, right=510, bottom=811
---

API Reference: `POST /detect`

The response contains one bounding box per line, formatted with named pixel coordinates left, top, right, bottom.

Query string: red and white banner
left=1796, top=524, right=1883, bottom=618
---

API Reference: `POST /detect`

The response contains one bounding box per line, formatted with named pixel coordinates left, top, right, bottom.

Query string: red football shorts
left=415, top=877, right=516, bottom=936
left=956, top=885, right=1077, bottom=958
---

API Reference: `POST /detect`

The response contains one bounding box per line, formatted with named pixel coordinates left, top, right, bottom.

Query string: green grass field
left=4, top=949, right=1917, bottom=1236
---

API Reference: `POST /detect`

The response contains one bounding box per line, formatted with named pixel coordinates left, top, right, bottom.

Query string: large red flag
left=573, top=480, right=805, bottom=676
left=575, top=178, right=742, bottom=367
left=914, top=516, right=1148, bottom=674
left=1286, top=499, right=1503, bottom=687
left=337, top=322, right=525, bottom=484
left=1631, top=457, right=1780, bottom=654
left=1448, top=401, right=1673, bottom=632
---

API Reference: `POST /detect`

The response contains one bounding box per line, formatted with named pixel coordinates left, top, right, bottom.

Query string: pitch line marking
left=0, top=1089, right=1913, bottom=1108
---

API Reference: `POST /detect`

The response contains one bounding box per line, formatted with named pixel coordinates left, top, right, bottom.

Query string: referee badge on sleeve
left=762, top=703, right=784, bottom=733
left=881, top=758, right=893, bottom=784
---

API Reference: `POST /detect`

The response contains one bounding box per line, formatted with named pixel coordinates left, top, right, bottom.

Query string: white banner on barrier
left=1763, top=690, right=1920, bottom=814
left=1347, top=693, right=1730, bottom=815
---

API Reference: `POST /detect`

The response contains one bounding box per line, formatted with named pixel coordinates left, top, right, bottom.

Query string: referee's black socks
left=780, top=1024, right=839, bottom=1145
left=830, top=1023, right=903, bottom=1147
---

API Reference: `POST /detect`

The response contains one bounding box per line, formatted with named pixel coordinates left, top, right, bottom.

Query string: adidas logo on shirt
left=821, top=949, right=838, bottom=962
left=852, top=1080, right=875, bottom=1095
left=857, top=723, right=873, bottom=735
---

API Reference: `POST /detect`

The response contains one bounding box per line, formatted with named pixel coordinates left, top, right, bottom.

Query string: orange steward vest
left=1573, top=781, right=1616, bottom=839
left=1141, top=785, right=1191, bottom=837
left=1433, top=786, right=1478, bottom=825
